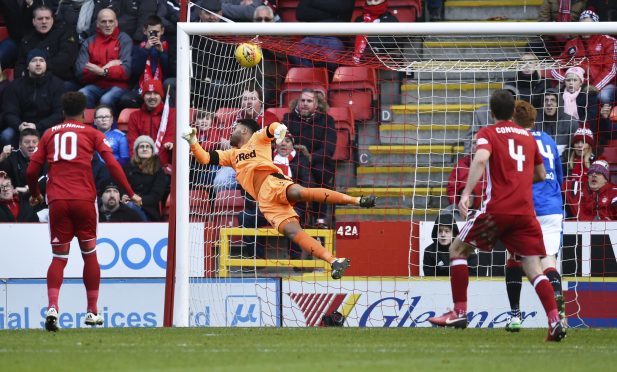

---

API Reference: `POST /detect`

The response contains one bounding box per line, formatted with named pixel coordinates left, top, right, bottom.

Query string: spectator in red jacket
left=75, top=9, right=132, bottom=110
left=127, top=79, right=175, bottom=173
left=447, top=134, right=485, bottom=211
left=566, top=160, right=617, bottom=220
left=550, top=10, right=617, bottom=105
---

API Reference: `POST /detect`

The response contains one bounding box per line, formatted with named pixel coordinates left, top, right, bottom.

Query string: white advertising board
left=283, top=279, right=548, bottom=328
left=0, top=223, right=203, bottom=278
left=0, top=278, right=279, bottom=329
left=419, top=220, right=617, bottom=276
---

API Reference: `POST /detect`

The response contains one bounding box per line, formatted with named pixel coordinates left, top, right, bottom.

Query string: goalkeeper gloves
left=273, top=123, right=287, bottom=145
left=181, top=127, right=197, bottom=145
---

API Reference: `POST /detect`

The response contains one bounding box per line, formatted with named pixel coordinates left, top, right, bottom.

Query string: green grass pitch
left=1, top=328, right=616, bottom=371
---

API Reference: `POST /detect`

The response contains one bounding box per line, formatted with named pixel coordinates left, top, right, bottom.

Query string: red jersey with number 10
left=475, top=120, right=543, bottom=216
left=30, top=120, right=114, bottom=203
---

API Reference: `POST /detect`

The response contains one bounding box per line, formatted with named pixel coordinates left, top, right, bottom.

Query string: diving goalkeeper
left=182, top=119, right=376, bottom=279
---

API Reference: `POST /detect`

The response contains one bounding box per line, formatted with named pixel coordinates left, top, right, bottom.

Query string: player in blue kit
left=505, top=100, right=565, bottom=332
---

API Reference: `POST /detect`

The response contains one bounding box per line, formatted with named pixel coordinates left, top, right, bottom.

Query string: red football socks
left=47, top=257, right=68, bottom=310
left=291, top=230, right=335, bottom=263
left=82, top=251, right=101, bottom=314
left=450, top=259, right=469, bottom=314
left=532, top=274, right=560, bottom=324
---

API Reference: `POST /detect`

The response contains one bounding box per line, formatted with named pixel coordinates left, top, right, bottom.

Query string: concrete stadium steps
left=412, top=61, right=517, bottom=81
left=345, top=187, right=448, bottom=210
left=401, top=82, right=503, bottom=105
left=444, top=0, right=542, bottom=21
left=335, top=207, right=442, bottom=222
left=422, top=37, right=531, bottom=60
left=379, top=123, right=470, bottom=145
left=388, top=103, right=482, bottom=124
left=365, top=144, right=464, bottom=166
left=356, top=166, right=453, bottom=187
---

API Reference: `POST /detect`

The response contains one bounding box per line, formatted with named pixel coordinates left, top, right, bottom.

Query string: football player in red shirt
left=428, top=90, right=566, bottom=342
left=26, top=92, right=142, bottom=332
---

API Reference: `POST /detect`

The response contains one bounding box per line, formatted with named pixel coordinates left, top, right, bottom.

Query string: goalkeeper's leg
left=287, top=184, right=376, bottom=208
left=278, top=218, right=350, bottom=279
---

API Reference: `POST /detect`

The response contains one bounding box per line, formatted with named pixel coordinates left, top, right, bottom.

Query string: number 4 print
left=508, top=138, right=525, bottom=172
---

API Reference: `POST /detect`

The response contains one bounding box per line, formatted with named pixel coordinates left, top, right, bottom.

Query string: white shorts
left=536, top=214, right=563, bottom=256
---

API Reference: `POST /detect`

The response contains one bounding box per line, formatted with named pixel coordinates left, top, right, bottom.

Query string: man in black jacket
left=1, top=49, right=64, bottom=146
left=0, top=128, right=45, bottom=196
left=283, top=88, right=336, bottom=226
left=15, top=5, right=79, bottom=84
left=98, top=180, right=144, bottom=222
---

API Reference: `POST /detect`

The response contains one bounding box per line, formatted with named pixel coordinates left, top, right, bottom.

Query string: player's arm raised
left=266, top=122, right=287, bottom=144
left=182, top=127, right=230, bottom=166
left=459, top=148, right=490, bottom=219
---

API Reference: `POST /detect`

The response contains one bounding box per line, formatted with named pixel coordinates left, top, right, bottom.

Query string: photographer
left=118, top=15, right=172, bottom=111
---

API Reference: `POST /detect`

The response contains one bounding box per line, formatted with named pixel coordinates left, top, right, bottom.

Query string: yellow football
left=235, top=43, right=262, bottom=68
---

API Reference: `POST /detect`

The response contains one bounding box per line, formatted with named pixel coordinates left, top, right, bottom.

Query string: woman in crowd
left=122, top=135, right=168, bottom=221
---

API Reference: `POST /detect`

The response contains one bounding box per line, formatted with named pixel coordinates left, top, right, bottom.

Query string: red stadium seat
left=83, top=108, right=96, bottom=125
left=266, top=107, right=290, bottom=122
left=277, top=0, right=300, bottom=22
left=117, top=108, right=139, bottom=132
left=328, top=107, right=355, bottom=161
left=351, top=0, right=421, bottom=22
left=602, top=147, right=617, bottom=164
left=329, top=66, right=377, bottom=121
left=280, top=67, right=329, bottom=108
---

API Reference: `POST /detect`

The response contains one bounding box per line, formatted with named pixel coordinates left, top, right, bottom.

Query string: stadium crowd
left=0, top=0, right=616, bottom=233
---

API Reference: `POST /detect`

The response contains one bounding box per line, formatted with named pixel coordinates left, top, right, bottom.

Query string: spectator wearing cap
left=94, top=105, right=129, bottom=165
left=562, top=127, right=596, bottom=210
left=15, top=5, right=80, bottom=86
left=560, top=66, right=599, bottom=127
left=98, top=180, right=144, bottom=222
left=192, top=0, right=224, bottom=22
left=566, top=160, right=617, bottom=220
left=127, top=79, right=176, bottom=173
left=535, top=88, right=578, bottom=156
left=1, top=48, right=64, bottom=146
left=587, top=0, right=617, bottom=22
left=0, top=170, right=39, bottom=222
left=75, top=8, right=132, bottom=110
left=122, top=135, right=169, bottom=221
left=119, top=15, right=173, bottom=111
left=551, top=10, right=617, bottom=105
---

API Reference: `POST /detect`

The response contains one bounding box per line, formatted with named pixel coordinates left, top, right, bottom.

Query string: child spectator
left=94, top=105, right=129, bottom=165
left=566, top=160, right=617, bottom=220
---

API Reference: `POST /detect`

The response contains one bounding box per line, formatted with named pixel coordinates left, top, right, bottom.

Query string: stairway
left=337, top=1, right=539, bottom=222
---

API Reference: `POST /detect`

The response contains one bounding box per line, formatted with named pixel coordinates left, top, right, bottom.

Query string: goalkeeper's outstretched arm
left=266, top=122, right=287, bottom=145
left=181, top=127, right=220, bottom=165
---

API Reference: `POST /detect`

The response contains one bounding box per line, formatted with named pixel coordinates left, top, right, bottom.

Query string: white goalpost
left=171, top=21, right=617, bottom=327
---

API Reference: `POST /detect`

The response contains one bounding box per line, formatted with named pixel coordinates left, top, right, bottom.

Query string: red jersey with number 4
left=475, top=120, right=543, bottom=216
left=30, top=120, right=114, bottom=203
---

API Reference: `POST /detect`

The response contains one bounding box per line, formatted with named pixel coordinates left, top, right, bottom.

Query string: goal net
left=171, top=20, right=617, bottom=328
